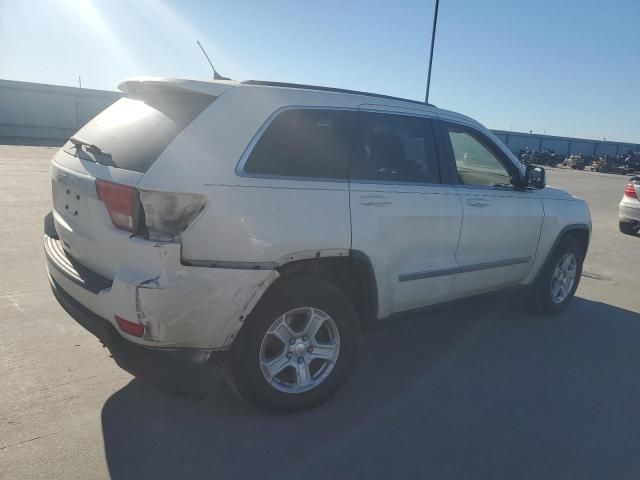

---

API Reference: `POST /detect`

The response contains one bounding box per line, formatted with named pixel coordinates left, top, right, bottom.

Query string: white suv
left=44, top=77, right=591, bottom=411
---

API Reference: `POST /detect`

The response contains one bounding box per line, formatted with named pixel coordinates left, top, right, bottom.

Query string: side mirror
left=525, top=164, right=546, bottom=189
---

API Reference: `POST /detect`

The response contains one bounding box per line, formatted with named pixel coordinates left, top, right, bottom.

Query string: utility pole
left=78, top=76, right=82, bottom=88
left=425, top=0, right=440, bottom=104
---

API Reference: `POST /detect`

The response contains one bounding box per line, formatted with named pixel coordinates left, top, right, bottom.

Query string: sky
left=1, top=0, right=638, bottom=142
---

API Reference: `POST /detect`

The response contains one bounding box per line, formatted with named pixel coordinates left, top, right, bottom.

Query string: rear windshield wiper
left=70, top=136, right=109, bottom=156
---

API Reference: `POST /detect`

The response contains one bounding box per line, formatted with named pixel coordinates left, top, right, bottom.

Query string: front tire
left=530, top=236, right=584, bottom=314
left=227, top=275, right=360, bottom=412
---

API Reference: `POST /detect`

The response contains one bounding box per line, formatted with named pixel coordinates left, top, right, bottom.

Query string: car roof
left=239, top=80, right=485, bottom=129
left=118, top=76, right=481, bottom=132
left=241, top=80, right=436, bottom=108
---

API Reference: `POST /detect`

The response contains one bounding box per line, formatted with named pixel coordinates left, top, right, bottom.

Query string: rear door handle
left=467, top=197, right=490, bottom=208
left=359, top=195, right=392, bottom=207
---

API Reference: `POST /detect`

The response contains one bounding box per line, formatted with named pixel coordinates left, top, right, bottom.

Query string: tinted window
left=350, top=112, right=439, bottom=183
left=447, top=126, right=511, bottom=186
left=65, top=93, right=214, bottom=173
left=244, top=109, right=355, bottom=179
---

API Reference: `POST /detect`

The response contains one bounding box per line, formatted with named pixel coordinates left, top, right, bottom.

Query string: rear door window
left=243, top=109, right=356, bottom=180
left=349, top=111, right=439, bottom=184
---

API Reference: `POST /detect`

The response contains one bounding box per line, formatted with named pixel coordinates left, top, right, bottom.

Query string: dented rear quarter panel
left=134, top=265, right=277, bottom=348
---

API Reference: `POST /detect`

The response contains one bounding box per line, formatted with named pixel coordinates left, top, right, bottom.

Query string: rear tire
left=227, top=275, right=360, bottom=413
left=619, top=221, right=637, bottom=236
left=530, top=236, right=584, bottom=315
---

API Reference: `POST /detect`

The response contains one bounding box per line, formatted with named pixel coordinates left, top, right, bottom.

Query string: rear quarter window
left=243, top=109, right=356, bottom=180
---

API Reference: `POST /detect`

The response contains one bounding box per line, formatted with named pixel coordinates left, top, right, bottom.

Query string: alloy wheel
left=259, top=307, right=340, bottom=394
left=550, top=253, right=578, bottom=304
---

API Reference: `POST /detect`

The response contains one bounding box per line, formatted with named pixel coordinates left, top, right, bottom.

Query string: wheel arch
left=270, top=250, right=379, bottom=332
left=533, top=223, right=590, bottom=284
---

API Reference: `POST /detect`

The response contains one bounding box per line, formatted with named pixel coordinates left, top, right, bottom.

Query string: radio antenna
left=425, top=0, right=440, bottom=104
left=197, top=40, right=230, bottom=80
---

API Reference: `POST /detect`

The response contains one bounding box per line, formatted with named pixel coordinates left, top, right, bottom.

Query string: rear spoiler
left=118, top=77, right=238, bottom=99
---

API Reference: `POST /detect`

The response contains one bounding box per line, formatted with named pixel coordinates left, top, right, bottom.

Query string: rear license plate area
left=52, top=169, right=88, bottom=226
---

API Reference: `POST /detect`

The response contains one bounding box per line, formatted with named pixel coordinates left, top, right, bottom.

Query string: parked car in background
left=619, top=176, right=640, bottom=235
left=44, top=78, right=592, bottom=411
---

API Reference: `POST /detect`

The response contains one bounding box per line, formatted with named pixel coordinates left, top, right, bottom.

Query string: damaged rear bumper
left=43, top=212, right=277, bottom=349
left=49, top=276, right=226, bottom=386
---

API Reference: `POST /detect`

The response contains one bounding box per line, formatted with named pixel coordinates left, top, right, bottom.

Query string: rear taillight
left=624, top=183, right=638, bottom=199
left=95, top=180, right=141, bottom=232
left=115, top=316, right=145, bottom=337
left=139, top=190, right=206, bottom=241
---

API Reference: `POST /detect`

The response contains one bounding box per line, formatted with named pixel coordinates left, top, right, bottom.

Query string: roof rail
left=241, top=80, right=436, bottom=108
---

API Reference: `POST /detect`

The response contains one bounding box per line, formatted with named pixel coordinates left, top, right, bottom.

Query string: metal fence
left=493, top=130, right=639, bottom=157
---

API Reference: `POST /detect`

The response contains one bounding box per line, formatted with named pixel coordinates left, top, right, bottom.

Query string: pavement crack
left=30, top=374, right=102, bottom=394
left=0, top=289, right=43, bottom=297
left=582, top=270, right=610, bottom=281
left=0, top=431, right=61, bottom=450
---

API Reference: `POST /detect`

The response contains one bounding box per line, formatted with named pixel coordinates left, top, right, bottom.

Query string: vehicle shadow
left=101, top=295, right=640, bottom=480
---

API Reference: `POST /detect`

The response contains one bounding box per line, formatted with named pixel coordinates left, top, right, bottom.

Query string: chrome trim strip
left=182, top=258, right=277, bottom=270
left=350, top=180, right=450, bottom=189
left=357, top=104, right=438, bottom=118
left=399, top=266, right=459, bottom=282
left=458, top=256, right=531, bottom=273
left=398, top=256, right=531, bottom=282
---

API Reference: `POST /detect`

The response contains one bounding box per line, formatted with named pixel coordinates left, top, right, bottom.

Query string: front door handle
left=467, top=198, right=490, bottom=208
left=359, top=195, right=392, bottom=207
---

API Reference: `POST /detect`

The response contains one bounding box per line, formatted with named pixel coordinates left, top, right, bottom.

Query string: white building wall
left=0, top=79, right=120, bottom=143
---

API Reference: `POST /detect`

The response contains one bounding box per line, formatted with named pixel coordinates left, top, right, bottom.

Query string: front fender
left=524, top=197, right=591, bottom=284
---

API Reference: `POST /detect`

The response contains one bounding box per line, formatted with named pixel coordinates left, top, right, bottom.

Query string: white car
left=44, top=77, right=591, bottom=411
left=619, top=176, right=640, bottom=235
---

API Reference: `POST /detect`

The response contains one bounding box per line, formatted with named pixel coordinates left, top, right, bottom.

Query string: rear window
left=65, top=91, right=213, bottom=173
left=243, top=109, right=356, bottom=180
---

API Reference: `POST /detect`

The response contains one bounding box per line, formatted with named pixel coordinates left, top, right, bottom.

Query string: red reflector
left=115, top=316, right=145, bottom=337
left=95, top=180, right=137, bottom=232
left=624, top=184, right=638, bottom=199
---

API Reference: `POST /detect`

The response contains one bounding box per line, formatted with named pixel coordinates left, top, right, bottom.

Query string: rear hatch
left=50, top=78, right=236, bottom=279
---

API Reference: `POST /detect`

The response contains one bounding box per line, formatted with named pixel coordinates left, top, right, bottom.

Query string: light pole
left=425, top=0, right=440, bottom=104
